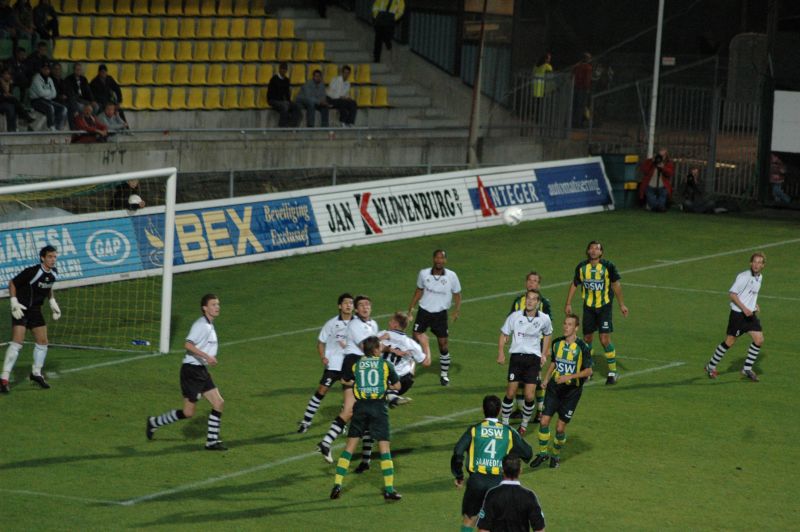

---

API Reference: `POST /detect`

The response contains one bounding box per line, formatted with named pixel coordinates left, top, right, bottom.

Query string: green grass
left=1, top=209, right=799, bottom=531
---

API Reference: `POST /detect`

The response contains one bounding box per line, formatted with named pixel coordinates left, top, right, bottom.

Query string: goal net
left=0, top=168, right=177, bottom=354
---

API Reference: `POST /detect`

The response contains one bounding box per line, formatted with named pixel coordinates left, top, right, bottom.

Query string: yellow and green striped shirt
left=352, top=356, right=399, bottom=400
left=550, top=336, right=593, bottom=387
left=572, top=259, right=621, bottom=308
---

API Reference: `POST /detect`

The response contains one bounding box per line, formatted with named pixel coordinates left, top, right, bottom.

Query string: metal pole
left=646, top=0, right=666, bottom=158
left=467, top=0, right=489, bottom=167
left=228, top=169, right=234, bottom=198
left=331, top=164, right=337, bottom=186
left=159, top=171, right=177, bottom=354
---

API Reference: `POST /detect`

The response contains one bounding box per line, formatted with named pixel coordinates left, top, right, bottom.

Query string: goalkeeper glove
left=49, top=299, right=61, bottom=321
left=10, top=297, right=26, bottom=320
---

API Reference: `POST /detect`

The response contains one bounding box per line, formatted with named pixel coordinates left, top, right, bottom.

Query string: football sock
left=380, top=452, right=395, bottom=492
left=206, top=409, right=222, bottom=445
left=322, top=416, right=347, bottom=447
left=2, top=341, right=22, bottom=380
left=708, top=342, right=729, bottom=369
left=386, top=390, right=399, bottom=405
left=535, top=387, right=545, bottom=413
left=604, top=343, right=617, bottom=375
left=150, top=409, right=186, bottom=428
left=521, top=399, right=535, bottom=427
left=302, top=391, right=325, bottom=423
left=537, top=425, right=551, bottom=455
left=439, top=352, right=451, bottom=377
left=461, top=526, right=474, bottom=532
left=334, top=450, right=352, bottom=486
left=553, top=432, right=567, bottom=456
left=361, top=431, right=373, bottom=464
left=501, top=396, right=514, bottom=424
left=32, top=344, right=48, bottom=375
left=743, top=342, right=761, bottom=372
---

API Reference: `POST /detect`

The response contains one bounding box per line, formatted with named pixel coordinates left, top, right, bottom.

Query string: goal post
left=0, top=167, right=177, bottom=354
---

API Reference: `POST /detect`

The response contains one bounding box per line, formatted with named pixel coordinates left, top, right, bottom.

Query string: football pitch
left=1, top=209, right=799, bottom=531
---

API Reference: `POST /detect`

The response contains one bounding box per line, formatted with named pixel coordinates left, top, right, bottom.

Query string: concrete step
left=297, top=28, right=349, bottom=41
left=384, top=84, right=419, bottom=97
left=322, top=40, right=363, bottom=52
left=293, top=18, right=333, bottom=30
left=372, top=73, right=403, bottom=85
left=407, top=117, right=468, bottom=129
left=327, top=51, right=373, bottom=63
left=275, top=8, right=319, bottom=18
left=389, top=95, right=432, bottom=107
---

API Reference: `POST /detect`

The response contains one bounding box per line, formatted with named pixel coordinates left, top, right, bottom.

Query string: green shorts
left=583, top=304, right=613, bottom=334
left=348, top=399, right=391, bottom=441
left=543, top=382, right=583, bottom=423
left=462, top=473, right=502, bottom=517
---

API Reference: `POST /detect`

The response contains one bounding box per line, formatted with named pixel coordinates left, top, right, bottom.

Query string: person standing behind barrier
left=571, top=52, right=592, bottom=128
left=372, top=0, right=405, bottom=63
left=267, top=62, right=301, bottom=128
left=638, top=148, right=674, bottom=212
left=532, top=53, right=552, bottom=123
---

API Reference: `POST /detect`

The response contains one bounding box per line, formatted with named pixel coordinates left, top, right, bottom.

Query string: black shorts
left=413, top=307, right=449, bottom=338
left=582, top=304, right=613, bottom=334
left=726, top=310, right=762, bottom=337
left=341, top=354, right=362, bottom=382
left=180, top=363, right=216, bottom=403
left=348, top=399, right=390, bottom=441
left=507, top=354, right=542, bottom=384
left=319, top=369, right=342, bottom=388
left=397, top=373, right=414, bottom=395
left=462, top=474, right=501, bottom=517
left=11, top=307, right=46, bottom=330
left=543, top=383, right=583, bottom=423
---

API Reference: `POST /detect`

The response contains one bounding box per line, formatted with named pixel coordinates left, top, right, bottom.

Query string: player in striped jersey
left=296, top=293, right=353, bottom=433
left=565, top=241, right=628, bottom=385
left=531, top=313, right=592, bottom=469
left=452, top=395, right=532, bottom=532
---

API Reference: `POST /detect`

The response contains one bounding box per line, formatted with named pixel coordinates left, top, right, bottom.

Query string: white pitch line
left=625, top=282, right=800, bottom=302
left=0, top=487, right=125, bottom=506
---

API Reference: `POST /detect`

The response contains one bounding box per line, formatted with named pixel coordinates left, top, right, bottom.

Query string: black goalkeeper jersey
left=12, top=265, right=58, bottom=309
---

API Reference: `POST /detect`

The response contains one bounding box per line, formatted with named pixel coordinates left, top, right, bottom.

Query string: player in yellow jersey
left=565, top=241, right=628, bottom=384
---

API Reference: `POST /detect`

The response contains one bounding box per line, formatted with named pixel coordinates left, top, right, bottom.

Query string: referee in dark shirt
left=477, top=455, right=546, bottom=532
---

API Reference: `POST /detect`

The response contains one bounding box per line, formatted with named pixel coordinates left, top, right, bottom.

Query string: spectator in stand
left=5, top=46, right=29, bottom=92
left=0, top=66, right=33, bottom=131
left=63, top=62, right=96, bottom=118
left=638, top=148, right=674, bottom=212
left=32, top=0, right=57, bottom=45
left=28, top=62, right=66, bottom=130
left=770, top=153, right=791, bottom=204
left=90, top=64, right=125, bottom=121
left=12, top=0, right=34, bottom=47
left=24, top=40, right=49, bottom=81
left=50, top=61, right=70, bottom=118
left=267, top=61, right=300, bottom=127
left=572, top=52, right=592, bottom=128
left=296, top=68, right=329, bottom=128
left=681, top=166, right=726, bottom=214
left=0, top=0, right=18, bottom=40
left=72, top=103, right=107, bottom=143
left=97, top=102, right=128, bottom=134
left=327, top=65, right=357, bottom=127
left=371, top=0, right=404, bottom=63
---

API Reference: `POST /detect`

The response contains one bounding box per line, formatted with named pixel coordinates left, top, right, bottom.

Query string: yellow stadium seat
left=183, top=0, right=201, bottom=16
left=87, top=40, right=104, bottom=61
left=217, top=0, right=233, bottom=15
left=290, top=64, right=305, bottom=85
left=323, top=63, right=338, bottom=83
left=137, top=64, right=154, bottom=85
left=105, top=40, right=123, bottom=61
left=61, top=0, right=80, bottom=14
left=239, top=87, right=256, bottom=109
left=69, top=40, right=87, bottom=60
left=186, top=88, right=205, bottom=109
left=226, top=41, right=243, bottom=61
left=167, top=0, right=184, bottom=15
left=291, top=85, right=300, bottom=99
left=176, top=41, right=193, bottom=61
left=150, top=0, right=166, bottom=16
left=355, top=64, right=371, bottom=84
left=259, top=41, right=276, bottom=61
left=120, top=65, right=139, bottom=86
left=170, top=87, right=187, bottom=110
left=356, top=87, right=373, bottom=107
left=293, top=41, right=309, bottom=62
left=223, top=88, right=238, bottom=109
left=210, top=41, right=226, bottom=61
left=110, top=18, right=127, bottom=38
left=233, top=0, right=249, bottom=15
left=373, top=86, right=388, bottom=107
left=124, top=40, right=141, bottom=61
left=128, top=18, right=144, bottom=38
left=74, top=16, right=91, bottom=37
left=207, top=63, right=223, bottom=85
left=93, top=18, right=110, bottom=38
left=116, top=0, right=132, bottom=15
left=162, top=18, right=179, bottom=39
left=201, top=0, right=217, bottom=15
left=279, top=19, right=295, bottom=39
left=172, top=63, right=190, bottom=84
left=151, top=88, right=170, bottom=110
left=97, top=0, right=114, bottom=14
left=145, top=18, right=161, bottom=38
left=310, top=41, right=325, bottom=62
left=224, top=64, right=241, bottom=85
left=256, top=87, right=268, bottom=107
left=83, top=62, right=100, bottom=78
left=255, top=64, right=272, bottom=84
left=105, top=63, right=119, bottom=80
left=277, top=41, right=292, bottom=62
left=132, top=1, right=148, bottom=14
left=141, top=41, right=158, bottom=62
left=193, top=41, right=210, bottom=61
left=229, top=18, right=245, bottom=38
left=189, top=64, right=207, bottom=85
left=245, top=19, right=261, bottom=38
left=179, top=18, right=196, bottom=38
left=59, top=16, right=74, bottom=37
left=133, top=88, right=151, bottom=110
left=159, top=41, right=176, bottom=61
left=213, top=18, right=229, bottom=38
left=155, top=64, right=172, bottom=85
left=53, top=40, right=70, bottom=60
left=205, top=88, right=222, bottom=110
left=241, top=64, right=257, bottom=84
left=262, top=19, right=277, bottom=39
left=243, top=41, right=259, bottom=61
left=196, top=18, right=213, bottom=38
left=121, top=86, right=134, bottom=107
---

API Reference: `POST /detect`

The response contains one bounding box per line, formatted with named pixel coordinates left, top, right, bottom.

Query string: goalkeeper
left=1, top=245, right=61, bottom=393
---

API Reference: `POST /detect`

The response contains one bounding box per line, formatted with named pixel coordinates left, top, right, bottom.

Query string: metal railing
left=510, top=71, right=574, bottom=138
